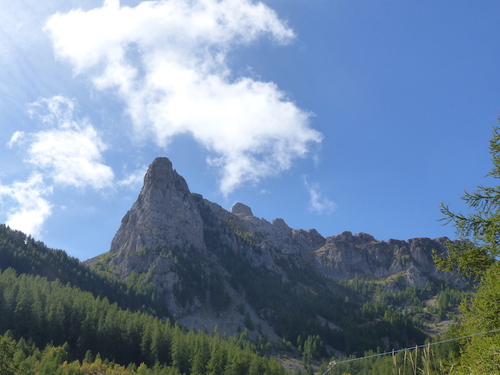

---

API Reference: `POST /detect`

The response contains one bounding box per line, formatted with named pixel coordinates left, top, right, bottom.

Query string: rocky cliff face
left=110, top=157, right=205, bottom=257
left=102, top=158, right=209, bottom=315
left=89, top=157, right=467, bottom=346
left=314, top=231, right=465, bottom=288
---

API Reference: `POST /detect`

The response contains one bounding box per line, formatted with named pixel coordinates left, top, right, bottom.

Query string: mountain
left=87, top=157, right=467, bottom=355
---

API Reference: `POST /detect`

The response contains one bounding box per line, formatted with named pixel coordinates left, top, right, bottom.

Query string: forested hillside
left=0, top=227, right=289, bottom=374
left=0, top=222, right=469, bottom=375
left=0, top=225, right=164, bottom=316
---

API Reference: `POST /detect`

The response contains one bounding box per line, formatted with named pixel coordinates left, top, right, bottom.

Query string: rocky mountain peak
left=327, top=231, right=376, bottom=244
left=316, top=233, right=466, bottom=288
left=89, top=156, right=467, bottom=342
left=109, top=157, right=205, bottom=260
left=231, top=202, right=253, bottom=217
left=141, top=157, right=189, bottom=194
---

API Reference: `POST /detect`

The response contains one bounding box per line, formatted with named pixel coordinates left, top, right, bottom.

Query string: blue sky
left=1, top=0, right=499, bottom=260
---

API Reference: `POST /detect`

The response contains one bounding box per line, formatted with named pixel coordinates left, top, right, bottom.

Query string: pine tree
left=190, top=334, right=210, bottom=375
left=206, top=337, right=227, bottom=375
left=437, top=126, right=500, bottom=278
left=171, top=323, right=189, bottom=373
left=0, top=335, right=25, bottom=375
left=438, top=125, right=500, bottom=373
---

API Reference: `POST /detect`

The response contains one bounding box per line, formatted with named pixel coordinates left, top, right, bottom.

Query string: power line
left=322, top=327, right=500, bottom=375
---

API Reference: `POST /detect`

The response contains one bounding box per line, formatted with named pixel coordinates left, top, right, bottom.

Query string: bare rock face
left=231, top=202, right=253, bottom=217
left=104, top=158, right=207, bottom=314
left=109, top=157, right=205, bottom=260
left=229, top=202, right=326, bottom=254
left=89, top=156, right=468, bottom=340
left=313, top=232, right=466, bottom=289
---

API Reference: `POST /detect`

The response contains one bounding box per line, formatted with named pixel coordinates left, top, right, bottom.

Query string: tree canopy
left=437, top=126, right=500, bottom=279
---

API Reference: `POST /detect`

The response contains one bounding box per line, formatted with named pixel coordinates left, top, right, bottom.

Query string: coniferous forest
left=0, top=225, right=288, bottom=375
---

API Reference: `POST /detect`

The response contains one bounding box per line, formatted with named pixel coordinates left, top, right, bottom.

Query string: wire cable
left=321, top=327, right=500, bottom=375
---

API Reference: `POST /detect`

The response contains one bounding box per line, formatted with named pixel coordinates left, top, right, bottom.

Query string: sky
left=1, top=0, right=500, bottom=260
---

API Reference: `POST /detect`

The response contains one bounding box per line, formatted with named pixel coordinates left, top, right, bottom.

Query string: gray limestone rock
left=88, top=156, right=468, bottom=338
left=231, top=202, right=254, bottom=217
left=109, top=157, right=206, bottom=261
left=314, top=233, right=466, bottom=289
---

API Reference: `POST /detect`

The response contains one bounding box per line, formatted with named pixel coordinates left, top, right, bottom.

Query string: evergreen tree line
left=341, top=275, right=467, bottom=328
left=0, top=331, right=288, bottom=375
left=0, top=225, right=165, bottom=316
left=0, top=268, right=287, bottom=374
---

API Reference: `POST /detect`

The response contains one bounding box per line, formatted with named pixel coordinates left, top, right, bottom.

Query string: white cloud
left=26, top=96, right=114, bottom=189
left=45, top=0, right=322, bottom=195
left=0, top=173, right=53, bottom=237
left=28, top=95, right=75, bottom=126
left=303, top=176, right=336, bottom=214
left=1, top=95, right=114, bottom=237
left=117, top=165, right=147, bottom=188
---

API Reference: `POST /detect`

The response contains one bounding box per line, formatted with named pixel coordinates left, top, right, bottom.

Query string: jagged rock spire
left=109, top=157, right=205, bottom=257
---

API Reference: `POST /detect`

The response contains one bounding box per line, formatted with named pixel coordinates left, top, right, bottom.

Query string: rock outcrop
left=103, top=158, right=208, bottom=315
left=88, top=156, right=467, bottom=342
left=110, top=157, right=205, bottom=258
left=314, top=231, right=466, bottom=288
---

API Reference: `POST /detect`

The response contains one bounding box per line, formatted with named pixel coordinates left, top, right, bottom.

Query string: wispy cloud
left=0, top=173, right=52, bottom=237
left=303, top=176, right=336, bottom=214
left=117, top=165, right=147, bottom=189
left=45, top=0, right=322, bottom=195
left=7, top=131, right=25, bottom=148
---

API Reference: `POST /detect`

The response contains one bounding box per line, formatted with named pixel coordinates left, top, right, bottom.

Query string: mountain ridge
left=87, top=156, right=467, bottom=353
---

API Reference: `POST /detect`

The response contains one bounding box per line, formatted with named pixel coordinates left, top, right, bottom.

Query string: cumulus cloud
left=45, top=0, right=322, bottom=194
left=303, top=176, right=336, bottom=214
left=26, top=96, right=114, bottom=189
left=1, top=96, right=114, bottom=237
left=0, top=173, right=52, bottom=237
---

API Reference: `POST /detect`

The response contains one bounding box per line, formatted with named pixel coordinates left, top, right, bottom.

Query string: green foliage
left=4, top=330, right=287, bottom=375
left=244, top=312, right=255, bottom=331
left=0, top=224, right=164, bottom=316
left=0, top=335, right=25, bottom=375
left=436, top=125, right=500, bottom=374
left=437, top=126, right=500, bottom=279
left=453, top=262, right=500, bottom=374
left=0, top=268, right=287, bottom=374
left=324, top=331, right=463, bottom=375
left=301, top=335, right=322, bottom=366
left=339, top=275, right=465, bottom=352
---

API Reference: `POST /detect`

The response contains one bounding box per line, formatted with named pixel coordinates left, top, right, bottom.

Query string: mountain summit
left=110, top=157, right=205, bottom=257
left=89, top=157, right=466, bottom=351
